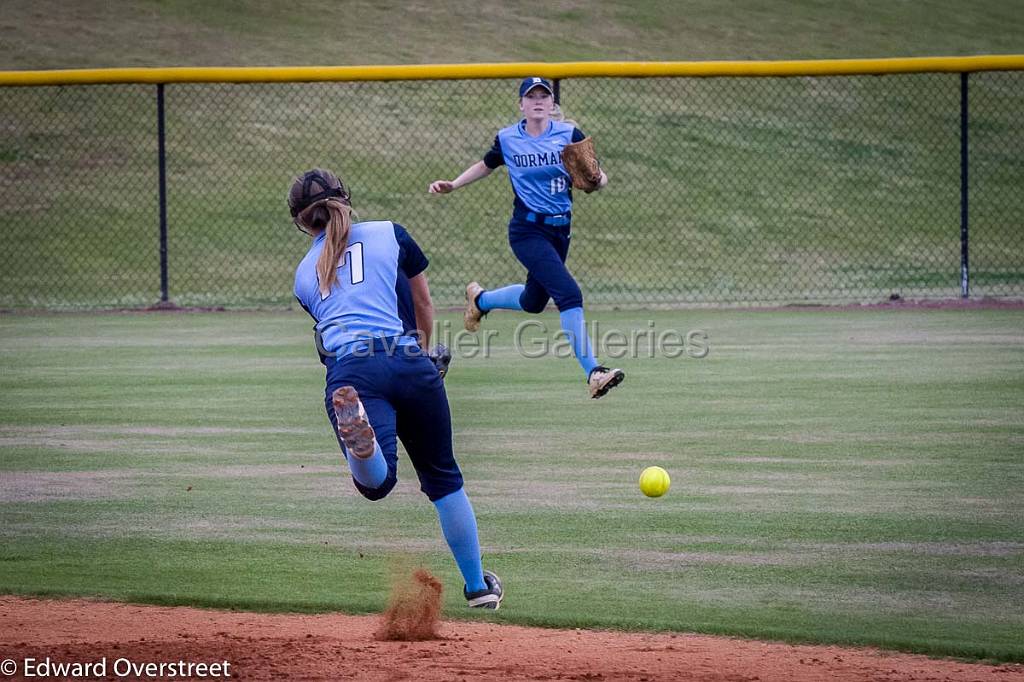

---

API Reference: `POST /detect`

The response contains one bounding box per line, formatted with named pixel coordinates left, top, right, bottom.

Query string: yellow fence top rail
left=2, top=56, right=1024, bottom=86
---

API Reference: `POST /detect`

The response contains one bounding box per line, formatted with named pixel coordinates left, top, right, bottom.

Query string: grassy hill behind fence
left=1, top=2, right=1023, bottom=309
left=2, top=72, right=1022, bottom=309
left=4, top=0, right=1024, bottom=68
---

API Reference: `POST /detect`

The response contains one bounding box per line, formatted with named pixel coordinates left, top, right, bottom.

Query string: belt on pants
left=523, top=211, right=571, bottom=227
left=321, top=335, right=421, bottom=365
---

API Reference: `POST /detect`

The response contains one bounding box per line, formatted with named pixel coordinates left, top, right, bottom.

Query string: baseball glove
left=429, top=344, right=452, bottom=379
left=561, top=136, right=602, bottom=192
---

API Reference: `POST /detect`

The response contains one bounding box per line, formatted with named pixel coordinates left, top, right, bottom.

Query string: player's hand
left=429, top=180, right=455, bottom=194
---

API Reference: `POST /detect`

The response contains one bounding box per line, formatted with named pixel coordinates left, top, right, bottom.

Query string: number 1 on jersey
left=319, top=241, right=365, bottom=300
left=343, top=242, right=365, bottom=285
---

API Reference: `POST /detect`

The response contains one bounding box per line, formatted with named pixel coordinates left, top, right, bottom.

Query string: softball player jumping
left=291, top=168, right=502, bottom=609
left=429, top=77, right=624, bottom=399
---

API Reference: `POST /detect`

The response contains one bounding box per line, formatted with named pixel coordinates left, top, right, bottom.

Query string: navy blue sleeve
left=571, top=127, right=586, bottom=143
left=483, top=135, right=505, bottom=169
left=394, top=273, right=417, bottom=336
left=393, top=222, right=429, bottom=279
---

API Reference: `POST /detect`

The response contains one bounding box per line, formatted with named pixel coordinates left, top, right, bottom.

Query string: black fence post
left=553, top=78, right=561, bottom=105
left=157, top=83, right=169, bottom=304
left=960, top=72, right=970, bottom=299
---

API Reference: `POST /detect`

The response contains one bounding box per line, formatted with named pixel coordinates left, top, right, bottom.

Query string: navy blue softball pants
left=508, top=218, right=584, bottom=313
left=323, top=346, right=463, bottom=502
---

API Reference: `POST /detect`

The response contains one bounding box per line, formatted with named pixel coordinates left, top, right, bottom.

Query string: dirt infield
left=1, top=597, right=1022, bottom=681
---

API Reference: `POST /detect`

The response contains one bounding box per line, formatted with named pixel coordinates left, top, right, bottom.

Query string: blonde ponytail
left=315, top=199, right=353, bottom=297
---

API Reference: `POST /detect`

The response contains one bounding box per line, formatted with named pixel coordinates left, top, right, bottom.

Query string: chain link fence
left=1, top=70, right=1022, bottom=309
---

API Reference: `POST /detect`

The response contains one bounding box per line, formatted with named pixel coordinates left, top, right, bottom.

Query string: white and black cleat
left=465, top=570, right=503, bottom=610
left=587, top=366, right=625, bottom=399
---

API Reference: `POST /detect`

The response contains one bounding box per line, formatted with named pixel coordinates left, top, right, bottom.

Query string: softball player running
left=291, top=168, right=502, bottom=609
left=429, top=77, right=624, bottom=399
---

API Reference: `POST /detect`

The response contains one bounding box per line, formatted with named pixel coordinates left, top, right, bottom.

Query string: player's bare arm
left=429, top=161, right=493, bottom=194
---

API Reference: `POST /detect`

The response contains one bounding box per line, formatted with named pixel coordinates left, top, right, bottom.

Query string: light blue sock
left=560, top=306, right=599, bottom=376
left=433, top=488, right=486, bottom=593
left=478, top=284, right=525, bottom=313
left=347, top=441, right=387, bottom=489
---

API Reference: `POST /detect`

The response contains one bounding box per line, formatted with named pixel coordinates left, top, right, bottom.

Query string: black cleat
left=464, top=570, right=503, bottom=610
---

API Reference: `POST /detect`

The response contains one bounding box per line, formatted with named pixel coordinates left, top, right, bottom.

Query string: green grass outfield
left=1, top=309, right=1023, bottom=661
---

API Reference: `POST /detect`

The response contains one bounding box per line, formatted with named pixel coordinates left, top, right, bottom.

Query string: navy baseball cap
left=519, top=77, right=553, bottom=97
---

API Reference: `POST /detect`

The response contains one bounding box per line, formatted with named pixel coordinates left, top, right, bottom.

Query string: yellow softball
left=639, top=466, right=671, bottom=498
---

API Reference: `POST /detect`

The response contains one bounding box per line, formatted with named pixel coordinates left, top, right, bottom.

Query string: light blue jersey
left=294, top=220, right=427, bottom=356
left=485, top=120, right=583, bottom=216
